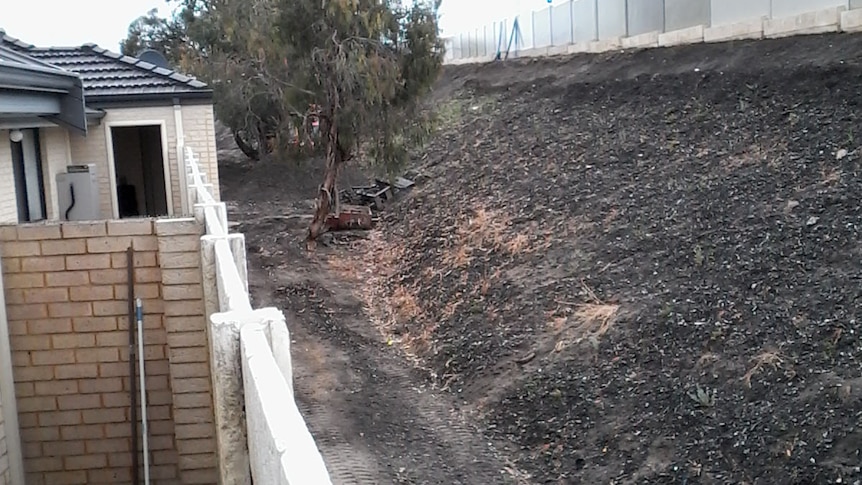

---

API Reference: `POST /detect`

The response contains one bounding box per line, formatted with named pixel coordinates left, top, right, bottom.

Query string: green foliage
left=122, top=0, right=444, bottom=170
left=120, top=8, right=186, bottom=63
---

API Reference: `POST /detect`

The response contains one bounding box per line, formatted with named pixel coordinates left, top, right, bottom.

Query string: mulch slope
left=353, top=33, right=862, bottom=484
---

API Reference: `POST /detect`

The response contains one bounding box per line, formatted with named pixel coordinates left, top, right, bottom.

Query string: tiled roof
left=0, top=29, right=210, bottom=101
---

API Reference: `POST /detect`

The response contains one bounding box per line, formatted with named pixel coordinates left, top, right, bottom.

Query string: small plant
left=658, top=303, right=674, bottom=318
left=694, top=245, right=705, bottom=267
left=688, top=385, right=716, bottom=408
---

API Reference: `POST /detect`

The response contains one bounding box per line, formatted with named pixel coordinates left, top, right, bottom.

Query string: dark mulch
left=357, top=33, right=862, bottom=484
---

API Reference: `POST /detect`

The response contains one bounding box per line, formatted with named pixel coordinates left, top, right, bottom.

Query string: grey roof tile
left=0, top=29, right=211, bottom=100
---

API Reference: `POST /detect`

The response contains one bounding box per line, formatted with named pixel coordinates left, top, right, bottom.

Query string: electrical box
left=57, top=164, right=101, bottom=221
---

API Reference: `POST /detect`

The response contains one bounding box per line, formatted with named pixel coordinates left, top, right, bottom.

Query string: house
left=0, top=29, right=220, bottom=224
left=0, top=30, right=223, bottom=485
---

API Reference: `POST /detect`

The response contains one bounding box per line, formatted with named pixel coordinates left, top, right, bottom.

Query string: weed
left=694, top=245, right=705, bottom=267
left=688, top=385, right=716, bottom=407
left=741, top=350, right=786, bottom=388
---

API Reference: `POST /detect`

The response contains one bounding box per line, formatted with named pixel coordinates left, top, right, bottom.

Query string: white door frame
left=104, top=120, right=173, bottom=219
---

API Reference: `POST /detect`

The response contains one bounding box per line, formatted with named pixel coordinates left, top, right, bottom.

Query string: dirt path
left=224, top=195, right=527, bottom=484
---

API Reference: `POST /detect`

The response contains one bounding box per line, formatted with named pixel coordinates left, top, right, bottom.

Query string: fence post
left=228, top=233, right=249, bottom=294
left=531, top=10, right=537, bottom=47
left=594, top=0, right=600, bottom=40
left=261, top=308, right=294, bottom=397
left=624, top=0, right=630, bottom=38
left=662, top=0, right=668, bottom=32
left=209, top=310, right=255, bottom=485
left=570, top=0, right=576, bottom=44
left=200, top=236, right=219, bottom=321
left=550, top=4, right=555, bottom=45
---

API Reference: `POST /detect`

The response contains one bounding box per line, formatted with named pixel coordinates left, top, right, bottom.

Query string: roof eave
left=0, top=62, right=87, bottom=135
left=84, top=89, right=214, bottom=108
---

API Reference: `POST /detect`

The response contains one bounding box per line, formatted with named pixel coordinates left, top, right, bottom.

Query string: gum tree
left=123, top=0, right=444, bottom=242
left=274, top=0, right=445, bottom=244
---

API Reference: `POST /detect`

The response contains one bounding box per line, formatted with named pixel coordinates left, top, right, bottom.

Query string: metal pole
left=127, top=247, right=139, bottom=485
left=550, top=4, right=555, bottom=46
left=137, top=299, right=150, bottom=485
left=570, top=0, right=575, bottom=44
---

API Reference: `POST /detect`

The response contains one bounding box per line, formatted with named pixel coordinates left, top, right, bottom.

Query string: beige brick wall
left=0, top=133, right=18, bottom=225
left=40, top=128, right=73, bottom=222
left=69, top=107, right=175, bottom=220
left=67, top=103, right=220, bottom=220
left=0, top=219, right=217, bottom=485
left=180, top=104, right=220, bottom=201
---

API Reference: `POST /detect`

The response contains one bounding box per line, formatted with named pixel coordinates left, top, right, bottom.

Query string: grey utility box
left=57, top=164, right=101, bottom=221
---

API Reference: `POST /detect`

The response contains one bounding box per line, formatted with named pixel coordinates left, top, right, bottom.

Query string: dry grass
left=442, top=206, right=548, bottom=267
left=391, top=284, right=422, bottom=322
left=553, top=302, right=620, bottom=353
left=820, top=167, right=842, bottom=186
left=741, top=350, right=786, bottom=388
left=573, top=303, right=619, bottom=337
left=506, top=233, right=530, bottom=255
left=722, top=142, right=787, bottom=172
left=696, top=352, right=720, bottom=368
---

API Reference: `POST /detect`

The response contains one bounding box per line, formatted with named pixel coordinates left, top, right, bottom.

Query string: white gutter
left=173, top=99, right=190, bottom=215
left=0, top=252, right=25, bottom=485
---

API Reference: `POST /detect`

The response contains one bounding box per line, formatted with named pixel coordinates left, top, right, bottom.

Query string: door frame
left=104, top=120, right=173, bottom=219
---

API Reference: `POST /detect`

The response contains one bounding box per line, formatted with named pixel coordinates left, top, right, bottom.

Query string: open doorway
left=10, top=129, right=47, bottom=223
left=111, top=125, right=168, bottom=218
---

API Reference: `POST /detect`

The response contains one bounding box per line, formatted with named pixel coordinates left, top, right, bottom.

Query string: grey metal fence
left=446, top=0, right=857, bottom=60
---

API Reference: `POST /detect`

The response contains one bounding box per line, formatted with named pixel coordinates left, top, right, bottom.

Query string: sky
left=1, top=0, right=553, bottom=51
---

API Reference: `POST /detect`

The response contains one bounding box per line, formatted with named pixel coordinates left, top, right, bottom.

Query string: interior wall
left=141, top=127, right=168, bottom=217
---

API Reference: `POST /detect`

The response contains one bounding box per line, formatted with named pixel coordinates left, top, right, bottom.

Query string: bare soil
left=223, top=32, right=862, bottom=485
left=343, top=33, right=862, bottom=484
left=218, top=147, right=526, bottom=484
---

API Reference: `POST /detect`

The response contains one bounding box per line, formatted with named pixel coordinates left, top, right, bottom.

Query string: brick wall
left=180, top=104, right=220, bottom=201
left=0, top=219, right=218, bottom=485
left=68, top=103, right=221, bottom=220
left=39, top=128, right=72, bottom=222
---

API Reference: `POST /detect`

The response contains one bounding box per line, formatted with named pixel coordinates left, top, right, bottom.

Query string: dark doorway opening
left=10, top=128, right=47, bottom=223
left=111, top=125, right=168, bottom=218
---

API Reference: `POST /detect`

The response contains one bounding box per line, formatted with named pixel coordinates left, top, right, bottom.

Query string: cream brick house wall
left=39, top=128, right=71, bottom=222
left=0, top=135, right=16, bottom=225
left=0, top=219, right=218, bottom=485
left=69, top=106, right=177, bottom=220
left=67, top=103, right=219, bottom=220
left=180, top=104, right=220, bottom=201
left=0, top=103, right=220, bottom=225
